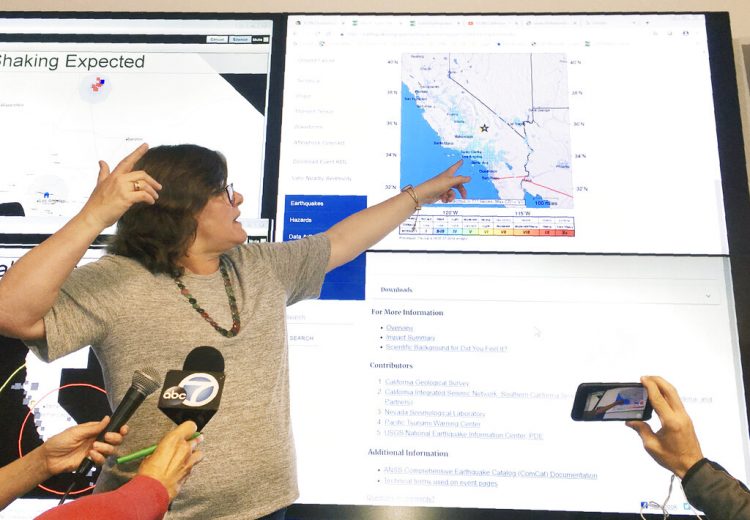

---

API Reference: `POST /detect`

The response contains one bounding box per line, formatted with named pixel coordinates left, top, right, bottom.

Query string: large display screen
left=0, top=11, right=748, bottom=520
left=288, top=253, right=747, bottom=515
left=0, top=14, right=275, bottom=239
left=277, top=14, right=736, bottom=256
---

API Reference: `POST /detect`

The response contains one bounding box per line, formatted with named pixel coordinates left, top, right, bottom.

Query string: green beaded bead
left=173, top=260, right=241, bottom=337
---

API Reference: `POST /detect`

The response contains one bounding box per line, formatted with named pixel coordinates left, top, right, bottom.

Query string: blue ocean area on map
left=400, top=83, right=504, bottom=207
left=526, top=192, right=551, bottom=208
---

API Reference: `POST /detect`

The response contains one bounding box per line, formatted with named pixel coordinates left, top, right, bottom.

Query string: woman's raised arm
left=0, top=144, right=159, bottom=340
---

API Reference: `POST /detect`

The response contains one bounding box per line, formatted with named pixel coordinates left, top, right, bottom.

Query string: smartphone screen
left=571, top=383, right=652, bottom=421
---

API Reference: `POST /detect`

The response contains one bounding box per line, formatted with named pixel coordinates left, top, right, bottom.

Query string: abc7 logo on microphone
left=162, top=373, right=221, bottom=408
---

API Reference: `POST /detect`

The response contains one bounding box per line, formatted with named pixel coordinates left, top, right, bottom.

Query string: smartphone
left=570, top=382, right=652, bottom=421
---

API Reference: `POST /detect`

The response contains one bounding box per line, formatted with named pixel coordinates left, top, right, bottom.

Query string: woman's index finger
left=111, top=143, right=149, bottom=175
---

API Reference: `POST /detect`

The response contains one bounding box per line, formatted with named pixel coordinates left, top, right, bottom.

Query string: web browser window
left=279, top=14, right=728, bottom=255
left=0, top=15, right=275, bottom=237
left=288, top=252, right=749, bottom=515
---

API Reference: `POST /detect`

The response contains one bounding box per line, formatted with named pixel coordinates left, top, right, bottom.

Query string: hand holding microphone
left=59, top=367, right=161, bottom=505
left=61, top=360, right=208, bottom=509
left=41, top=416, right=128, bottom=477
left=57, top=349, right=223, bottom=507
left=0, top=416, right=130, bottom=512
left=117, top=346, right=225, bottom=465
left=136, top=420, right=205, bottom=502
left=72, top=367, right=161, bottom=478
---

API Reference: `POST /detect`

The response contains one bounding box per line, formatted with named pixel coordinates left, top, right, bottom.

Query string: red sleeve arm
left=34, top=475, right=169, bottom=520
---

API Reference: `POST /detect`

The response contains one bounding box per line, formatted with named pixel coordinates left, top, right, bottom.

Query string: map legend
left=399, top=215, right=575, bottom=237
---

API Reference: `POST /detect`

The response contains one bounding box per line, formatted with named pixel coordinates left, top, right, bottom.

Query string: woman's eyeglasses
left=224, top=183, right=235, bottom=207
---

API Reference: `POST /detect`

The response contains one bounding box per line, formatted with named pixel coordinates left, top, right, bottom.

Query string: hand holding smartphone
left=571, top=382, right=652, bottom=421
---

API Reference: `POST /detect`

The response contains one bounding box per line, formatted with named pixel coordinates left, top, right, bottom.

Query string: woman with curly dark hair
left=0, top=143, right=469, bottom=519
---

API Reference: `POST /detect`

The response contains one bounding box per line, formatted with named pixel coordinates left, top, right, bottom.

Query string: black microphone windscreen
left=183, top=346, right=225, bottom=373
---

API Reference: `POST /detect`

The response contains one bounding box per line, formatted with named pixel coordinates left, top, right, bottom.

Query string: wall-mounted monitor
left=0, top=11, right=748, bottom=520
left=278, top=13, right=748, bottom=256
left=0, top=13, right=278, bottom=241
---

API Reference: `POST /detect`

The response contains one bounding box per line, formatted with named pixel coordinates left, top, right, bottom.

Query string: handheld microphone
left=158, top=346, right=225, bottom=431
left=60, top=367, right=161, bottom=504
left=116, top=347, right=225, bottom=466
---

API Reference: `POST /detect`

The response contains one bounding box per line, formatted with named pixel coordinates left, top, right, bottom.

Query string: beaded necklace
left=174, top=260, right=241, bottom=338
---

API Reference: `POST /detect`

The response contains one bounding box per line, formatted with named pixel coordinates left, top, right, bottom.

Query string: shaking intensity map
left=401, top=53, right=573, bottom=209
